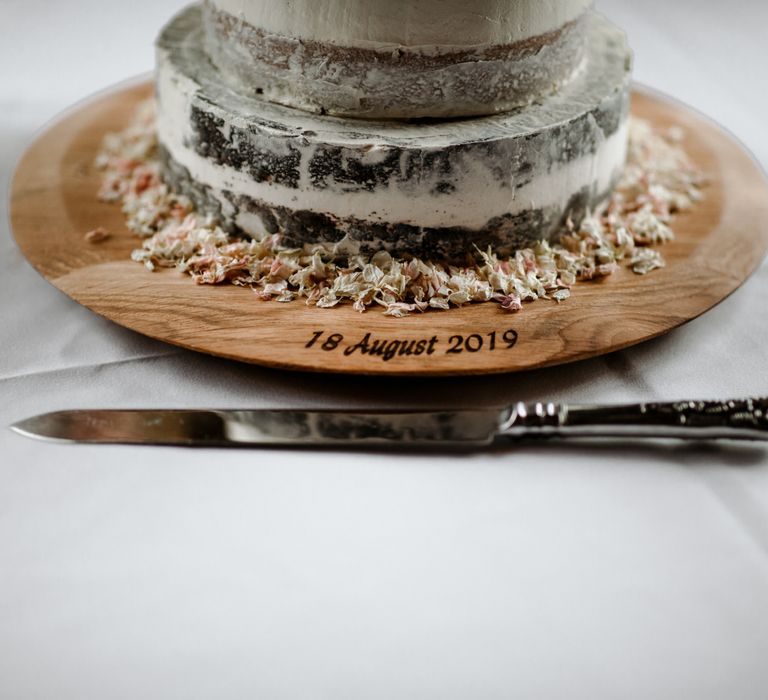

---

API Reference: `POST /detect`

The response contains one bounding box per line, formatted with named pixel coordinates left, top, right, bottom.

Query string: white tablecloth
left=2, top=1, right=768, bottom=697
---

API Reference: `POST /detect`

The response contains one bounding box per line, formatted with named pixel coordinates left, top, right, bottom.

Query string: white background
left=2, top=1, right=768, bottom=698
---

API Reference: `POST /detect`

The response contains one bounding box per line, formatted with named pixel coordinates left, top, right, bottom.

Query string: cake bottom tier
left=156, top=5, right=632, bottom=263
left=160, top=146, right=621, bottom=262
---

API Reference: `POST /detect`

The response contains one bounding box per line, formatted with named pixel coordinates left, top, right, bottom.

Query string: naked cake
left=155, top=1, right=632, bottom=263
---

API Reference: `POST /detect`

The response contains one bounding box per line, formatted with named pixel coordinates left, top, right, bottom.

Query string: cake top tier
left=209, top=0, right=593, bottom=48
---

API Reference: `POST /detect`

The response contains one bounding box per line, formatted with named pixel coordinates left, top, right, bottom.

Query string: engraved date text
left=306, top=329, right=518, bottom=363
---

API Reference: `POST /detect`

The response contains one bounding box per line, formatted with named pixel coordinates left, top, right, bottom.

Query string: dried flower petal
left=631, top=249, right=667, bottom=275
left=84, top=227, right=110, bottom=243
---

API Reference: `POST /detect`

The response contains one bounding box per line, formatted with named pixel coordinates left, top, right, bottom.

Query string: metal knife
left=9, top=398, right=768, bottom=448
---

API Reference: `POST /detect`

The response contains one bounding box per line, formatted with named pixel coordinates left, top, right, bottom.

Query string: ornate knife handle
left=501, top=398, right=768, bottom=441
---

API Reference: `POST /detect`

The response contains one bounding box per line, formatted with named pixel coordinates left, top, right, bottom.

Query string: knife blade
left=10, top=398, right=768, bottom=448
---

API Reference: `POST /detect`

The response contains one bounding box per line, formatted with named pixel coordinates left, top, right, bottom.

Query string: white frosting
left=160, top=115, right=627, bottom=231
left=209, top=0, right=592, bottom=48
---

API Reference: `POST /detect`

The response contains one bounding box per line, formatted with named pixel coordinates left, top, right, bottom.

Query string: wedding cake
left=155, top=1, right=632, bottom=262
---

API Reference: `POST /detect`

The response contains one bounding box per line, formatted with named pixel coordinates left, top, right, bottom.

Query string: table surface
left=2, top=1, right=768, bottom=698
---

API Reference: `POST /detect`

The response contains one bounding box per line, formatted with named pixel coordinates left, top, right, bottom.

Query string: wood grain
left=10, top=80, right=768, bottom=376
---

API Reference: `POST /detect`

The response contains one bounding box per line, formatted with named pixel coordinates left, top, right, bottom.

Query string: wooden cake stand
left=10, top=80, right=768, bottom=376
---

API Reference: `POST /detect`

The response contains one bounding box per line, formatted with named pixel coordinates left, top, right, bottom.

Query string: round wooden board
left=10, top=80, right=768, bottom=376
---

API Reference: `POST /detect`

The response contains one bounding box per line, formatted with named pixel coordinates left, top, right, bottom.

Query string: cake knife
left=10, top=398, right=768, bottom=448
